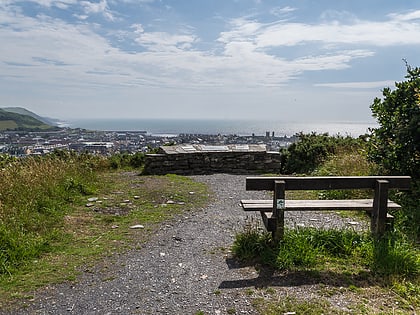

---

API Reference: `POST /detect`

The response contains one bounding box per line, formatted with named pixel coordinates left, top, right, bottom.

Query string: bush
left=368, top=63, right=420, bottom=240
left=107, top=152, right=145, bottom=169
left=281, top=133, right=364, bottom=174
left=313, top=151, right=378, bottom=199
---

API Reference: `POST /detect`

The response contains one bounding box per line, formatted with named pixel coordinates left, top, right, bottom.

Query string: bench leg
left=272, top=180, right=286, bottom=242
left=372, top=180, right=389, bottom=237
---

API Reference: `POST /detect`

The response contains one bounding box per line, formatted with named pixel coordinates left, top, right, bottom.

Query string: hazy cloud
left=314, top=80, right=395, bottom=89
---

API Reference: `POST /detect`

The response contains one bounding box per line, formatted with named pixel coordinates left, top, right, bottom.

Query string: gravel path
left=6, top=174, right=368, bottom=315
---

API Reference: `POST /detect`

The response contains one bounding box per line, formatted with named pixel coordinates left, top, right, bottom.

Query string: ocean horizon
left=64, top=118, right=379, bottom=137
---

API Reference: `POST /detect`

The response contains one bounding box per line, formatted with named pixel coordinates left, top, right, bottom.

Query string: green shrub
left=313, top=151, right=377, bottom=200
left=281, top=133, right=364, bottom=174
left=106, top=152, right=145, bottom=169
left=367, top=64, right=420, bottom=240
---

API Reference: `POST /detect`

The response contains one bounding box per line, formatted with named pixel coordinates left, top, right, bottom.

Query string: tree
left=368, top=63, right=420, bottom=239
left=368, top=63, right=420, bottom=180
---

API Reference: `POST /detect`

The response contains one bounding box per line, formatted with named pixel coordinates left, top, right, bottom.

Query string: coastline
left=64, top=118, right=378, bottom=137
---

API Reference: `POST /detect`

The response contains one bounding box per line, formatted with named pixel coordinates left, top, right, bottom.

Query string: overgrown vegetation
left=368, top=63, right=420, bottom=240
left=0, top=151, right=209, bottom=306
left=0, top=153, right=98, bottom=276
left=280, top=132, right=363, bottom=175
left=233, top=226, right=418, bottom=278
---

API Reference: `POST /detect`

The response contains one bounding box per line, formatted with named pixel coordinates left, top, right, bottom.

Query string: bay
left=66, top=118, right=378, bottom=137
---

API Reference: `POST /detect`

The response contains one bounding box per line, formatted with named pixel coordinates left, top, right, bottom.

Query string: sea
left=64, top=118, right=378, bottom=137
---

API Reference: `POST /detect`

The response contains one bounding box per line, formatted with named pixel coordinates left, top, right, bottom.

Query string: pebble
left=129, top=224, right=144, bottom=229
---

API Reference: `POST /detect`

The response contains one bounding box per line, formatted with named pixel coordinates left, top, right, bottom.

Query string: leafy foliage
left=368, top=64, right=420, bottom=180
left=368, top=63, right=420, bottom=239
left=281, top=133, right=364, bottom=174
left=107, top=152, right=145, bottom=169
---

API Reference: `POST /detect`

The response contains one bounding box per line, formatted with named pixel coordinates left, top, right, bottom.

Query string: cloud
left=388, top=10, right=420, bottom=21
left=132, top=24, right=197, bottom=52
left=80, top=0, right=116, bottom=21
left=270, top=6, right=296, bottom=17
left=256, top=20, right=420, bottom=47
left=314, top=80, right=395, bottom=89
left=13, top=0, right=78, bottom=9
left=219, top=11, right=420, bottom=48
left=1, top=3, right=420, bottom=94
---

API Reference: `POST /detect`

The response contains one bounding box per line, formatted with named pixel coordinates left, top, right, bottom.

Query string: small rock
left=189, top=191, right=195, bottom=195
left=129, top=224, right=144, bottom=229
left=160, top=252, right=166, bottom=257
left=166, top=200, right=175, bottom=204
left=87, top=197, right=98, bottom=202
left=200, top=274, right=208, bottom=280
left=133, top=195, right=140, bottom=199
left=111, top=225, right=119, bottom=229
left=86, top=203, right=95, bottom=207
left=348, top=221, right=359, bottom=226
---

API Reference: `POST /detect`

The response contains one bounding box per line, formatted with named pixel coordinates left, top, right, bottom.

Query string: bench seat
left=240, top=199, right=402, bottom=212
left=241, top=176, right=411, bottom=239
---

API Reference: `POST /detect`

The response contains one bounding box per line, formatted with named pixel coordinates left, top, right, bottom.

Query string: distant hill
left=0, top=108, right=60, bottom=131
left=2, top=107, right=60, bottom=126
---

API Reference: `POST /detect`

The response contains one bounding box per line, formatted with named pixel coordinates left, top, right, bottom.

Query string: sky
left=1, top=0, right=420, bottom=122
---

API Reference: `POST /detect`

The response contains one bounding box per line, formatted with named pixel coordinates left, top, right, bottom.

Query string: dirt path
left=7, top=174, right=370, bottom=315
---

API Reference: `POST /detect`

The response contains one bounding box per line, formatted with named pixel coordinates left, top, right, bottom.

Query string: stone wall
left=143, top=144, right=281, bottom=175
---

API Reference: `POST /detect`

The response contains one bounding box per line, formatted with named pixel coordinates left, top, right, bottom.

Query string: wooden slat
left=245, top=176, right=411, bottom=191
left=240, top=199, right=401, bottom=212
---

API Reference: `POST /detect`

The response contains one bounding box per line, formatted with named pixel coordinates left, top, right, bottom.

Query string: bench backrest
left=246, top=176, right=411, bottom=191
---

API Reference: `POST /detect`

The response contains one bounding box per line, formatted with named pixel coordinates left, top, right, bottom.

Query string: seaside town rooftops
left=159, top=144, right=267, bottom=154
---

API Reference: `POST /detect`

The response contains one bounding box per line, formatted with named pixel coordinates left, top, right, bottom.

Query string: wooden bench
left=241, top=176, right=411, bottom=241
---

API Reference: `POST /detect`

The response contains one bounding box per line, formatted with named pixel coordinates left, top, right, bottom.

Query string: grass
left=232, top=221, right=419, bottom=314
left=0, top=154, right=210, bottom=308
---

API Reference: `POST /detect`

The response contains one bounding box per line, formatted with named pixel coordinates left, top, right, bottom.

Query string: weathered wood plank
left=246, top=176, right=411, bottom=191
left=240, top=199, right=401, bottom=211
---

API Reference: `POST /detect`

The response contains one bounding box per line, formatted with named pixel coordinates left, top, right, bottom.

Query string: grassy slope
left=0, top=108, right=57, bottom=131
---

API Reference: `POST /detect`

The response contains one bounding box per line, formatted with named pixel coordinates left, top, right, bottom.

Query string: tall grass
left=0, top=153, right=99, bottom=275
left=233, top=227, right=419, bottom=277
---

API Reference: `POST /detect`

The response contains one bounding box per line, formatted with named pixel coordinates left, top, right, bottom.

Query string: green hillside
left=2, top=107, right=58, bottom=126
left=0, top=108, right=59, bottom=131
